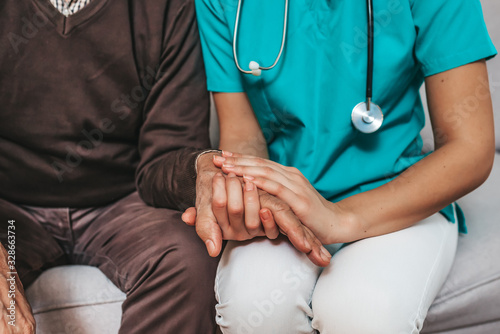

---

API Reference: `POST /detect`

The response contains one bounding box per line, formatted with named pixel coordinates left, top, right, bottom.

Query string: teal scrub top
left=195, top=0, right=497, bottom=234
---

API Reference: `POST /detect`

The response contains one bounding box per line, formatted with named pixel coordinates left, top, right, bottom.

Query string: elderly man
left=0, top=0, right=222, bottom=332
left=0, top=1, right=329, bottom=333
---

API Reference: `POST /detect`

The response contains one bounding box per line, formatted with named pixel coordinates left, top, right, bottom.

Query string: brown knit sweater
left=0, top=0, right=211, bottom=209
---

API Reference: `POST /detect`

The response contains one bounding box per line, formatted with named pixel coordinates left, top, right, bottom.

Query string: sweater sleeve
left=136, top=0, right=211, bottom=211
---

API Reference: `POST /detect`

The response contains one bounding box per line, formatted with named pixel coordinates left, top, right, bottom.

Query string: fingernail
left=222, top=163, right=235, bottom=168
left=245, top=180, right=254, bottom=191
left=213, top=156, right=226, bottom=163
left=260, top=209, right=271, bottom=220
left=320, top=247, right=332, bottom=262
left=215, top=172, right=223, bottom=177
left=243, top=174, right=254, bottom=181
left=222, top=150, right=233, bottom=157
left=303, top=237, right=312, bottom=251
left=205, top=240, right=216, bottom=256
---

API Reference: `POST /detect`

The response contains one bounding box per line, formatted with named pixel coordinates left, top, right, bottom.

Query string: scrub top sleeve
left=195, top=0, right=245, bottom=92
left=411, top=0, right=497, bottom=77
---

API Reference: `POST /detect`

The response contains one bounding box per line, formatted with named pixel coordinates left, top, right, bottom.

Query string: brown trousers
left=0, top=192, right=219, bottom=334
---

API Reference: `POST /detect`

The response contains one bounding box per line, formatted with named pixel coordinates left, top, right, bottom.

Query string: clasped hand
left=183, top=151, right=335, bottom=267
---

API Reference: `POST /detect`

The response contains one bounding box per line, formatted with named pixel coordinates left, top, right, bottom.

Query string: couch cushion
left=26, top=265, right=126, bottom=334
left=422, top=153, right=500, bottom=333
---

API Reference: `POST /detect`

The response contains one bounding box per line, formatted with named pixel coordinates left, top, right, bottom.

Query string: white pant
left=215, top=210, right=459, bottom=334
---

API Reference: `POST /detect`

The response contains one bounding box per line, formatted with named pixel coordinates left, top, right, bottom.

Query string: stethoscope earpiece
left=249, top=61, right=262, bottom=76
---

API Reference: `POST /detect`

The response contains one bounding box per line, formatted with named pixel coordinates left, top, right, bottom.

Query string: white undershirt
left=49, top=0, right=91, bottom=17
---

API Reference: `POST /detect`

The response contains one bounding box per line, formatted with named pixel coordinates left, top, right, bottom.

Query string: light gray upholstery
left=26, top=266, right=124, bottom=334
left=25, top=155, right=500, bottom=334
left=422, top=154, right=500, bottom=333
left=25, top=0, right=499, bottom=333
left=420, top=1, right=500, bottom=331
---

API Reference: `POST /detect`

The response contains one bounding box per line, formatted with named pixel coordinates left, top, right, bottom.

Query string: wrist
left=324, top=201, right=362, bottom=244
left=195, top=150, right=221, bottom=176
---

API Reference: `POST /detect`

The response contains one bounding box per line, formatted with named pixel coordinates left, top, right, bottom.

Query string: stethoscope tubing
left=366, top=0, right=374, bottom=109
left=232, top=0, right=384, bottom=133
left=232, top=0, right=290, bottom=73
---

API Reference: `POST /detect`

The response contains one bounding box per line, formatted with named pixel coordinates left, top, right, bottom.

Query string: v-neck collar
left=31, top=0, right=109, bottom=36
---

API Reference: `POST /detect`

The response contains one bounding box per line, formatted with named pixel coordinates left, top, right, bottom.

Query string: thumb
left=182, top=207, right=197, bottom=226
left=195, top=207, right=223, bottom=257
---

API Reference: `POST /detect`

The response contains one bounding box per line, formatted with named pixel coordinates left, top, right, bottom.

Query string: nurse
left=192, top=0, right=497, bottom=332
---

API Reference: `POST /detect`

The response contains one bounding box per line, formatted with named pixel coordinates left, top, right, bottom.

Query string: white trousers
left=215, top=210, right=459, bottom=334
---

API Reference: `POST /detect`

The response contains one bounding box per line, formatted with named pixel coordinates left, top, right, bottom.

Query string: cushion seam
left=32, top=299, right=126, bottom=315
left=432, top=273, right=500, bottom=305
left=424, top=317, right=500, bottom=334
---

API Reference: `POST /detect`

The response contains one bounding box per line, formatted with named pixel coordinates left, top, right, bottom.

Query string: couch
left=26, top=1, right=500, bottom=333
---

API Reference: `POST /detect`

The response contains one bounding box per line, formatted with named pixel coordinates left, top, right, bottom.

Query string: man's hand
left=0, top=244, right=35, bottom=334
left=185, top=152, right=267, bottom=258
left=189, top=153, right=224, bottom=257
left=183, top=153, right=331, bottom=267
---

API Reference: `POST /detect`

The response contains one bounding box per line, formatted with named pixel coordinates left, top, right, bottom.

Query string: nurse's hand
left=213, top=151, right=343, bottom=245
left=183, top=156, right=331, bottom=266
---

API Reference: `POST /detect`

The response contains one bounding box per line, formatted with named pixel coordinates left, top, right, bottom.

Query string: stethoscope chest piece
left=351, top=101, right=384, bottom=134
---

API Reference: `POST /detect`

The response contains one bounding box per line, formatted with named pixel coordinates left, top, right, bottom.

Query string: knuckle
left=228, top=205, right=244, bottom=216
left=272, top=201, right=290, bottom=213
left=291, top=172, right=306, bottom=184
left=212, top=198, right=227, bottom=209
left=234, top=233, right=251, bottom=241
left=267, top=230, right=280, bottom=239
left=258, top=192, right=272, bottom=205
left=263, top=166, right=273, bottom=176
left=246, top=219, right=261, bottom=231
left=21, top=321, right=35, bottom=334
left=255, top=157, right=265, bottom=165
left=275, top=183, right=286, bottom=194
left=226, top=176, right=238, bottom=186
left=295, top=197, right=310, bottom=213
left=212, top=174, right=222, bottom=185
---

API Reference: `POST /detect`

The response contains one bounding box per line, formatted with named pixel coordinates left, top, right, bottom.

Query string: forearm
left=219, top=133, right=268, bottom=159
left=330, top=61, right=495, bottom=244
left=332, top=139, right=494, bottom=244
left=214, top=92, right=269, bottom=159
left=137, top=147, right=208, bottom=211
left=0, top=243, right=9, bottom=274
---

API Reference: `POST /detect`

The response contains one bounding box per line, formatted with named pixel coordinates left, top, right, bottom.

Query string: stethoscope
left=232, top=0, right=384, bottom=134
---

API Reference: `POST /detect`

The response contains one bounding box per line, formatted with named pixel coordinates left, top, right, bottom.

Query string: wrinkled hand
left=213, top=151, right=342, bottom=245
left=0, top=244, right=36, bottom=334
left=209, top=170, right=281, bottom=239
left=183, top=153, right=331, bottom=267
